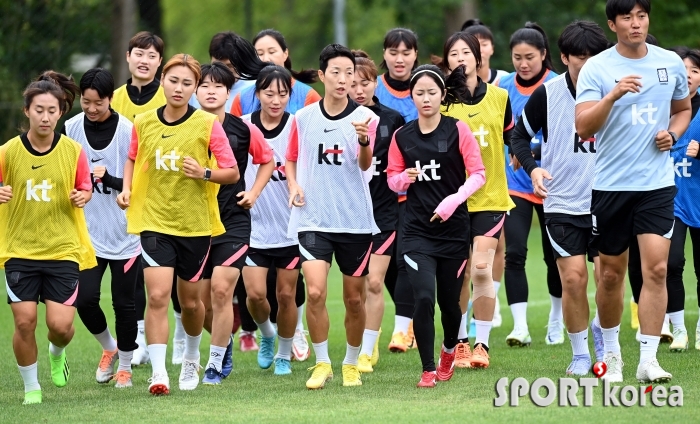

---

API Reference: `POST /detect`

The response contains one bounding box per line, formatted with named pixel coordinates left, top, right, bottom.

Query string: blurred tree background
left=1, top=0, right=699, bottom=143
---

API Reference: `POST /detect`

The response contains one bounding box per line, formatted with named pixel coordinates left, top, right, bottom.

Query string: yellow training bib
left=0, top=135, right=96, bottom=270
left=112, top=84, right=167, bottom=123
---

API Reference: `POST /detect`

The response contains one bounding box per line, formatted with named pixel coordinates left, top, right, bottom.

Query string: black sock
left=474, top=342, right=489, bottom=352
left=458, top=338, right=470, bottom=345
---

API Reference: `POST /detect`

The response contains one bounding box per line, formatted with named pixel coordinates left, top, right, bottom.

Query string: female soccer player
left=110, top=31, right=166, bottom=366
left=387, top=64, right=485, bottom=387
left=440, top=32, right=515, bottom=369
left=117, top=53, right=239, bottom=395
left=286, top=43, right=379, bottom=389
left=511, top=21, right=609, bottom=374
left=63, top=68, right=140, bottom=389
left=498, top=22, right=560, bottom=347
left=0, top=71, right=96, bottom=405
left=241, top=65, right=302, bottom=376
left=461, top=19, right=510, bottom=86
left=230, top=28, right=321, bottom=117
left=663, top=47, right=700, bottom=352
left=378, top=28, right=420, bottom=353
left=347, top=50, right=405, bottom=373
left=194, top=62, right=274, bottom=385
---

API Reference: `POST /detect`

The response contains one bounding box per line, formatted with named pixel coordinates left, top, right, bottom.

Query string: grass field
left=2, top=219, right=700, bottom=423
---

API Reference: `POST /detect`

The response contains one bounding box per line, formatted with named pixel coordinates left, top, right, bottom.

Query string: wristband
left=669, top=131, right=678, bottom=146
left=358, top=137, right=370, bottom=147
left=203, top=168, right=212, bottom=181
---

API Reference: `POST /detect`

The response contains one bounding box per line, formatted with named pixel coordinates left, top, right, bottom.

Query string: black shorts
left=591, top=186, right=676, bottom=256
left=545, top=214, right=598, bottom=262
left=298, top=232, right=373, bottom=277
left=245, top=245, right=301, bottom=270
left=371, top=230, right=396, bottom=256
left=140, top=231, right=211, bottom=282
left=202, top=242, right=249, bottom=278
left=5, top=259, right=79, bottom=305
left=469, top=211, right=506, bottom=240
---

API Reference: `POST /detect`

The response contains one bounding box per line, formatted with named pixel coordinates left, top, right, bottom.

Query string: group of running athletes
left=2, top=0, right=700, bottom=405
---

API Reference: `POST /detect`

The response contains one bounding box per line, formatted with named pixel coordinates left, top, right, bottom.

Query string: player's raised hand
left=0, top=185, right=12, bottom=203
left=405, top=168, right=420, bottom=183
left=530, top=167, right=552, bottom=199
left=352, top=117, right=372, bottom=144
left=686, top=140, right=699, bottom=158
left=655, top=130, right=673, bottom=152
left=609, top=75, right=642, bottom=101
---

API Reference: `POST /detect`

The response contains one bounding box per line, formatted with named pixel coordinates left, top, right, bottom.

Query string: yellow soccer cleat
left=358, top=354, right=373, bottom=373
left=306, top=363, right=333, bottom=389
left=371, top=328, right=381, bottom=366
left=342, top=364, right=362, bottom=387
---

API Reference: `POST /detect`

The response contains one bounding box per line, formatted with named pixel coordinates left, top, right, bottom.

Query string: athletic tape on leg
left=471, top=241, right=496, bottom=300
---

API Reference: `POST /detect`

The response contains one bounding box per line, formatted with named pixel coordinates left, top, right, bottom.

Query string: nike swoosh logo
left=641, top=341, right=647, bottom=344
left=615, top=80, right=620, bottom=83
left=31, top=165, right=45, bottom=170
left=323, top=128, right=338, bottom=133
left=91, top=158, right=104, bottom=163
left=162, top=134, right=175, bottom=138
left=468, top=113, right=480, bottom=118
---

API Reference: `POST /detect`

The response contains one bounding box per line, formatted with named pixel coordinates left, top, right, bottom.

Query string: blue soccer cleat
left=274, top=358, right=292, bottom=376
left=202, top=367, right=224, bottom=385
left=221, top=336, right=234, bottom=378
left=257, top=335, right=276, bottom=370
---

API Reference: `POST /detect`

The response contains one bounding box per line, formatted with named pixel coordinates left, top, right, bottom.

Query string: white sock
left=639, top=334, right=660, bottom=363
left=393, top=315, right=411, bottom=335
left=474, top=319, right=492, bottom=347
left=312, top=340, right=331, bottom=364
left=256, top=318, right=276, bottom=338
left=360, top=329, right=379, bottom=356
left=568, top=329, right=589, bottom=357
left=49, top=343, right=64, bottom=357
left=148, top=344, right=167, bottom=374
left=601, top=325, right=621, bottom=354
left=549, top=295, right=563, bottom=323
left=136, top=320, right=146, bottom=349
left=510, top=302, right=528, bottom=330
left=668, top=310, right=686, bottom=333
left=137, top=320, right=145, bottom=332
left=343, top=343, right=361, bottom=366
left=206, top=345, right=227, bottom=372
left=94, top=328, right=117, bottom=352
left=443, top=345, right=455, bottom=354
left=296, top=305, right=305, bottom=331
left=118, top=350, right=133, bottom=372
left=494, top=281, right=501, bottom=295
left=457, top=312, right=469, bottom=340
left=276, top=336, right=293, bottom=361
left=173, top=312, right=185, bottom=341
left=18, top=363, right=41, bottom=393
left=184, top=332, right=202, bottom=360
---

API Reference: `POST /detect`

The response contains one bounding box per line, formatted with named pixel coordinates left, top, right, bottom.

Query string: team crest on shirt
left=657, top=68, right=669, bottom=84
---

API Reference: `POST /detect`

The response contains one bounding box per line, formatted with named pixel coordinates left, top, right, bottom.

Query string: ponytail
left=510, top=22, right=556, bottom=72
left=23, top=71, right=79, bottom=115
left=408, top=64, right=469, bottom=111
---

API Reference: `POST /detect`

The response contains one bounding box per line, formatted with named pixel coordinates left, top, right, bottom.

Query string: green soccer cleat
left=49, top=350, right=70, bottom=387
left=23, top=389, right=42, bottom=405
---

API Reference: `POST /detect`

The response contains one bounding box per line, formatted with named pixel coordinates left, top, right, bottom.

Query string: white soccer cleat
left=492, top=297, right=502, bottom=328
left=660, top=317, right=674, bottom=344
left=506, top=327, right=532, bottom=347
left=601, top=352, right=624, bottom=383
left=545, top=320, right=565, bottom=345
left=292, top=329, right=311, bottom=361
left=669, top=328, right=688, bottom=352
left=148, top=372, right=170, bottom=395
left=172, top=339, right=185, bottom=365
left=635, top=328, right=641, bottom=343
left=636, top=358, right=672, bottom=383
left=131, top=331, right=150, bottom=366
left=178, top=357, right=202, bottom=391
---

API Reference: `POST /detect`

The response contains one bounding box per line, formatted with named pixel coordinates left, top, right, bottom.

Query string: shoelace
left=260, top=337, right=275, bottom=357
left=98, top=351, right=115, bottom=371
left=473, top=345, right=489, bottom=358
left=294, top=330, right=309, bottom=348
left=672, top=327, right=685, bottom=338
left=455, top=344, right=470, bottom=358
left=148, top=372, right=167, bottom=384
left=606, top=356, right=624, bottom=373
left=344, top=366, right=360, bottom=381
left=181, top=360, right=201, bottom=381
left=567, top=356, right=588, bottom=372
left=114, top=371, right=131, bottom=384
left=307, top=363, right=330, bottom=377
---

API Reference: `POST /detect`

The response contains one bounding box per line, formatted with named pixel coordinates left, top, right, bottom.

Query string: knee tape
left=471, top=244, right=496, bottom=301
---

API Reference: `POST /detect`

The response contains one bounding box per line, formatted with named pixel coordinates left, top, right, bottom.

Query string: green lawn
left=1, top=221, right=699, bottom=423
